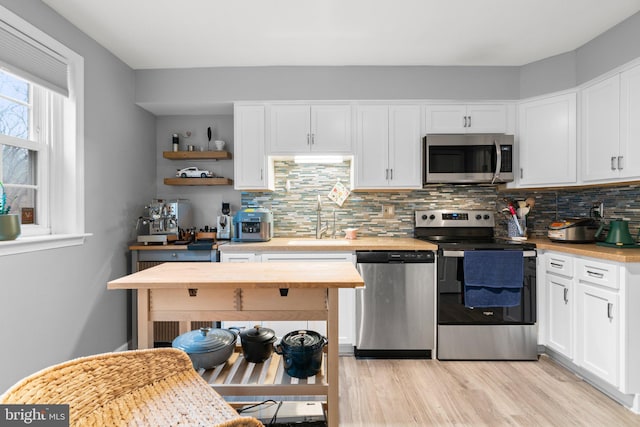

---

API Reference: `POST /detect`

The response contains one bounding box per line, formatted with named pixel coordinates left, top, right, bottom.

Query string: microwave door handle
left=492, top=139, right=502, bottom=184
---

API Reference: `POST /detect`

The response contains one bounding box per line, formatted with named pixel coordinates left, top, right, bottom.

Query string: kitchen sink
left=287, top=240, right=350, bottom=246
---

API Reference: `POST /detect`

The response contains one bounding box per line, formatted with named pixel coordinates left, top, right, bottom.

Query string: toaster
left=547, top=218, right=599, bottom=243
left=232, top=207, right=273, bottom=242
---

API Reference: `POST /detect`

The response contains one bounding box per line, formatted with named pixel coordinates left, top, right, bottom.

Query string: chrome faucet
left=315, top=194, right=328, bottom=239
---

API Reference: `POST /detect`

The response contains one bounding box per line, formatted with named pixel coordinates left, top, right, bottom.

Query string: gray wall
left=0, top=0, right=156, bottom=392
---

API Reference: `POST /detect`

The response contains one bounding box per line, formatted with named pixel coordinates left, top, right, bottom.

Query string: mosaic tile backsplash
left=242, top=161, right=640, bottom=241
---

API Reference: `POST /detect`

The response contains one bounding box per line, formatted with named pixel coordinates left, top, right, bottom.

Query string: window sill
left=0, top=233, right=92, bottom=257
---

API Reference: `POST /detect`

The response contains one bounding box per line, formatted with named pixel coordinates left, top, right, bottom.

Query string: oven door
left=424, top=134, right=514, bottom=184
left=437, top=249, right=536, bottom=325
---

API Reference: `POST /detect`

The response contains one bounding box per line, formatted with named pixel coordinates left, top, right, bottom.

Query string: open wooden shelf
left=163, top=177, right=233, bottom=186
left=199, top=349, right=328, bottom=397
left=163, top=150, right=232, bottom=160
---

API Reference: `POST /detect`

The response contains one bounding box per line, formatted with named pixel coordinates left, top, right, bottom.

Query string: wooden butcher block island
left=107, top=261, right=364, bottom=426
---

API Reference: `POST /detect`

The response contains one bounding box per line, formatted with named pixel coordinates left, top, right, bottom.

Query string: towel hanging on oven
left=463, top=250, right=524, bottom=308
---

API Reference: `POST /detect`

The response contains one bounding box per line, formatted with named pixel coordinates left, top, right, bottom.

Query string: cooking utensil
left=172, top=327, right=238, bottom=370
left=507, top=203, right=523, bottom=236
left=275, top=330, right=327, bottom=379
left=239, top=325, right=277, bottom=363
left=525, top=197, right=536, bottom=209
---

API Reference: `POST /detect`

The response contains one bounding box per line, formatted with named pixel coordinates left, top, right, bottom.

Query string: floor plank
left=339, top=355, right=640, bottom=426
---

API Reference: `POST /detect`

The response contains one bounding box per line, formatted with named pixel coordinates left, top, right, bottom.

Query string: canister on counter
left=172, top=134, right=179, bottom=151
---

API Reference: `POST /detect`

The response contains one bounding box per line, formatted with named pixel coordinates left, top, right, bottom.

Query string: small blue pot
left=275, top=330, right=327, bottom=379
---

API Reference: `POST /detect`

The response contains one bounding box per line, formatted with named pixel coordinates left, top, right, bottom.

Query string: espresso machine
left=136, top=199, right=192, bottom=245
left=216, top=202, right=232, bottom=240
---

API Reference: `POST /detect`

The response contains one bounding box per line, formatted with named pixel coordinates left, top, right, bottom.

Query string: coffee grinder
left=216, top=202, right=232, bottom=240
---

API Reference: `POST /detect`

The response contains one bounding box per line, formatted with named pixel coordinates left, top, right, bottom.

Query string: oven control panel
left=415, top=210, right=495, bottom=228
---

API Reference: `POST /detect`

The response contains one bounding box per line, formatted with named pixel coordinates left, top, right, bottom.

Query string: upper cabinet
left=354, top=104, right=422, bottom=189
left=517, top=92, right=577, bottom=187
left=424, top=104, right=507, bottom=134
left=582, top=62, right=640, bottom=183
left=233, top=104, right=273, bottom=191
left=268, top=104, right=353, bottom=154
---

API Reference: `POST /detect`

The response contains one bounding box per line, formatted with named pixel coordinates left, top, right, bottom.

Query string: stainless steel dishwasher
left=354, top=250, right=435, bottom=358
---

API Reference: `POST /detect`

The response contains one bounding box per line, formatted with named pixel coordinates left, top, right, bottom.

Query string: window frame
left=0, top=6, right=87, bottom=257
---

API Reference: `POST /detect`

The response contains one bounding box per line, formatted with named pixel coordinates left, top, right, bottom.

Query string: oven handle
left=441, top=250, right=537, bottom=258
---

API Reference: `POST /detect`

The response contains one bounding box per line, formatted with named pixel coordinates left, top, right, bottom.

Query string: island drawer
left=241, top=288, right=327, bottom=311
left=150, top=288, right=237, bottom=311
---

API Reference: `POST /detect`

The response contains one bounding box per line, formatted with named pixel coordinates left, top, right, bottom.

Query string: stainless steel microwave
left=423, top=134, right=514, bottom=185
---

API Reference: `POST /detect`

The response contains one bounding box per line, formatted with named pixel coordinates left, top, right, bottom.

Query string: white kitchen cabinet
left=424, top=104, right=507, bottom=134
left=546, top=273, right=573, bottom=358
left=582, top=63, right=640, bottom=183
left=219, top=252, right=260, bottom=263
left=354, top=104, right=422, bottom=189
left=233, top=104, right=273, bottom=190
left=575, top=282, right=619, bottom=386
left=517, top=92, right=577, bottom=187
left=269, top=104, right=353, bottom=154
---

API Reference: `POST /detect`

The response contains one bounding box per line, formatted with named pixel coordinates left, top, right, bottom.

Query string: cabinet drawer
left=150, top=288, right=237, bottom=311
left=241, top=288, right=327, bottom=311
left=545, top=253, right=574, bottom=277
left=138, top=250, right=215, bottom=262
left=576, top=258, right=619, bottom=290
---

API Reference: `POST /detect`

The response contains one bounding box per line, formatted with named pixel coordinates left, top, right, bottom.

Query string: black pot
left=275, top=330, right=327, bottom=379
left=239, top=325, right=277, bottom=363
left=171, top=327, right=238, bottom=370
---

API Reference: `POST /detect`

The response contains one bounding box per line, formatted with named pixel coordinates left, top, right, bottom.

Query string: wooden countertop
left=528, top=237, right=640, bottom=263
left=108, top=261, right=364, bottom=289
left=218, top=237, right=438, bottom=252
left=129, top=242, right=219, bottom=250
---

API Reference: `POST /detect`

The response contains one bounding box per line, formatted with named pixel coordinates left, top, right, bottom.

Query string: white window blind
left=0, top=19, right=69, bottom=97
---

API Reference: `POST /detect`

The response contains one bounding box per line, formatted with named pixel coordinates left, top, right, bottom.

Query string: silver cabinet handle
left=311, top=133, right=315, bottom=145
left=607, top=302, right=613, bottom=319
left=390, top=169, right=393, bottom=180
left=611, top=156, right=617, bottom=170
left=550, top=262, right=563, bottom=269
left=520, top=168, right=523, bottom=179
left=385, top=169, right=389, bottom=180
left=307, top=133, right=311, bottom=145
left=463, top=116, right=468, bottom=128
left=260, top=169, right=263, bottom=180
left=587, top=270, right=604, bottom=279
left=468, top=116, right=471, bottom=127
left=171, top=253, right=177, bottom=258
left=618, top=156, right=624, bottom=170
left=563, top=287, right=569, bottom=304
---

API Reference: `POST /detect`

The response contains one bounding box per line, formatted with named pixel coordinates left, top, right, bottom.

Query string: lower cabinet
left=540, top=250, right=638, bottom=410
left=546, top=273, right=573, bottom=358
left=220, top=251, right=357, bottom=352
left=575, top=282, right=619, bottom=386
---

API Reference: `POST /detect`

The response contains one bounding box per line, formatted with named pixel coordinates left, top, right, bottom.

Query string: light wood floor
left=339, top=355, right=640, bottom=426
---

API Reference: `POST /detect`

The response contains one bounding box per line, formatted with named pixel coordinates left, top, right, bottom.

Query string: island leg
left=137, top=289, right=152, bottom=349
left=327, top=288, right=339, bottom=427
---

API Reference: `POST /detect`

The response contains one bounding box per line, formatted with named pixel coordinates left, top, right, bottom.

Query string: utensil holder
left=507, top=217, right=526, bottom=238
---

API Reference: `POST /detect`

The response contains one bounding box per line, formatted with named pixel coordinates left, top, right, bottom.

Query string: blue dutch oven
left=275, top=330, right=327, bottom=379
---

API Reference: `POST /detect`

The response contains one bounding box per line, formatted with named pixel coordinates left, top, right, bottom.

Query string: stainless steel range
left=415, top=209, right=538, bottom=361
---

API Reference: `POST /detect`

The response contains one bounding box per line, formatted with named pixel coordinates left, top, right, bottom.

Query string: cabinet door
left=269, top=104, right=311, bottom=154
left=311, top=105, right=352, bottom=153
left=581, top=75, right=621, bottom=182
left=466, top=104, right=507, bottom=133
left=518, top=93, right=577, bottom=186
left=233, top=105, right=270, bottom=190
left=388, top=105, right=422, bottom=188
left=546, top=274, right=573, bottom=358
left=575, top=283, right=619, bottom=386
left=354, top=105, right=390, bottom=188
left=424, top=104, right=467, bottom=133
left=620, top=64, right=640, bottom=179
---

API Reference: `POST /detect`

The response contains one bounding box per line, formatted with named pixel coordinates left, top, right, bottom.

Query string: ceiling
left=42, top=0, right=640, bottom=70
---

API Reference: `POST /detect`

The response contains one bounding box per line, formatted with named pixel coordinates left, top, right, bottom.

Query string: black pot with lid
left=239, top=324, right=277, bottom=363
left=275, top=330, right=327, bottom=379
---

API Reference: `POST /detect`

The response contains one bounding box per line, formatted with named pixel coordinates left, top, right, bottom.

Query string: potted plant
left=0, top=181, right=20, bottom=240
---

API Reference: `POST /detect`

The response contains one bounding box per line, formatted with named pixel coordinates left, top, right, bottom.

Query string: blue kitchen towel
left=463, top=250, right=524, bottom=308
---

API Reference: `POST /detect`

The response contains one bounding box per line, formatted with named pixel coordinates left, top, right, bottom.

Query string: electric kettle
left=595, top=219, right=637, bottom=247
